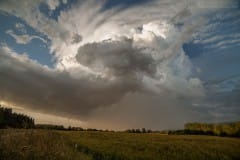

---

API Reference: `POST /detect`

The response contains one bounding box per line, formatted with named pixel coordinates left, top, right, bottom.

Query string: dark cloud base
left=0, top=46, right=143, bottom=119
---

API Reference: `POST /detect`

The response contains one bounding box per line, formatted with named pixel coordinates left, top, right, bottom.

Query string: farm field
left=0, top=129, right=240, bottom=160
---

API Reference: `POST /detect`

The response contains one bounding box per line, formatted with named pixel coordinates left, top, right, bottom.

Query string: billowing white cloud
left=0, top=43, right=204, bottom=129
left=0, top=0, right=237, bottom=129
left=0, top=0, right=234, bottom=69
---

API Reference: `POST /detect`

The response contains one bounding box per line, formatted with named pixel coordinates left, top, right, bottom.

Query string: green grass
left=0, top=129, right=240, bottom=160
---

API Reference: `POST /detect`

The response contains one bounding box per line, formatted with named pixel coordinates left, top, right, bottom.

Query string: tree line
left=183, top=122, right=240, bottom=137
left=168, top=122, right=240, bottom=137
left=0, top=106, right=34, bottom=129
left=1, top=105, right=240, bottom=137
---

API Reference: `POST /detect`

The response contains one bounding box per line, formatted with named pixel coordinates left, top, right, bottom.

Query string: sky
left=0, top=0, right=239, bottom=130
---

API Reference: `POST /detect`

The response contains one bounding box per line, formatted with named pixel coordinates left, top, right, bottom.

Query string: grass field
left=0, top=129, right=240, bottom=160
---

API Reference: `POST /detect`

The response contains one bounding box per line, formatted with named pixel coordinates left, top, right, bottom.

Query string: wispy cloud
left=15, top=22, right=27, bottom=33
left=6, top=30, right=47, bottom=44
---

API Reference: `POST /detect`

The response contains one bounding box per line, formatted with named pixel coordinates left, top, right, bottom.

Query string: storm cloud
left=76, top=37, right=157, bottom=78
left=0, top=46, right=141, bottom=118
left=0, top=0, right=238, bottom=129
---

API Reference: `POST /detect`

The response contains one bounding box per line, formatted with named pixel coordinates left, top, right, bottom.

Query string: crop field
left=0, top=129, right=240, bottom=160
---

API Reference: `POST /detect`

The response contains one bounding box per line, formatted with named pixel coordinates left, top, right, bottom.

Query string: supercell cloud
left=0, top=0, right=239, bottom=129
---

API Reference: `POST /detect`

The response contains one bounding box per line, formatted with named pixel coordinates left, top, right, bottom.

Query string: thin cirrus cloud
left=0, top=0, right=239, bottom=129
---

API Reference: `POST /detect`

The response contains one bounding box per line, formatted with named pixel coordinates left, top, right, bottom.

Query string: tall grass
left=0, top=129, right=240, bottom=160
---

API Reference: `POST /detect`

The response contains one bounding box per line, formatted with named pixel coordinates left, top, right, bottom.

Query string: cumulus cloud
left=76, top=37, right=156, bottom=78
left=0, top=45, right=142, bottom=119
left=0, top=0, right=236, bottom=129
left=75, top=29, right=205, bottom=98
left=0, top=25, right=205, bottom=127
left=0, top=0, right=234, bottom=68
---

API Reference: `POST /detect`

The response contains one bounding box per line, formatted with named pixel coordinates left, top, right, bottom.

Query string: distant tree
left=35, top=124, right=66, bottom=130
left=87, top=128, right=98, bottom=131
left=135, top=129, right=141, bottom=133
left=184, top=122, right=240, bottom=137
left=142, top=128, right=146, bottom=133
left=147, top=129, right=152, bottom=133
left=0, top=105, right=34, bottom=129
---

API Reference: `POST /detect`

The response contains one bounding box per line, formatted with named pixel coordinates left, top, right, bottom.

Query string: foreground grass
left=0, top=129, right=240, bottom=160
